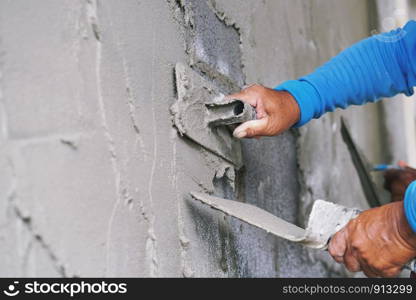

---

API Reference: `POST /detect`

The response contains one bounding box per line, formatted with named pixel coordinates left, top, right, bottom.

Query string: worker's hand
left=226, top=84, right=300, bottom=138
left=384, top=161, right=416, bottom=202
left=328, top=201, right=416, bottom=277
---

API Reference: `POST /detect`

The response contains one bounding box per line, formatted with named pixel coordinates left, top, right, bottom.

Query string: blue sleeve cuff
left=274, top=80, right=321, bottom=127
left=404, top=180, right=416, bottom=233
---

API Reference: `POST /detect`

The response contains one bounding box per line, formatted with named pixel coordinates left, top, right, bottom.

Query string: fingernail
left=233, top=129, right=247, bottom=139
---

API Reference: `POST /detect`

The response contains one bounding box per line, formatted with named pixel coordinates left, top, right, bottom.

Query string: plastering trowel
left=190, top=192, right=416, bottom=272
left=171, top=63, right=256, bottom=169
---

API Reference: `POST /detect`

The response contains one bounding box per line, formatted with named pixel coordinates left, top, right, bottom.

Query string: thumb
left=233, top=118, right=268, bottom=139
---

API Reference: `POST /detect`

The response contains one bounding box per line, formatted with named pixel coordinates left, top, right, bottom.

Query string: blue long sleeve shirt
left=275, top=20, right=416, bottom=232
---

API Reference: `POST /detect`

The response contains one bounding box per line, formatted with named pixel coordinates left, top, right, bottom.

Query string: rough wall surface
left=0, top=0, right=412, bottom=277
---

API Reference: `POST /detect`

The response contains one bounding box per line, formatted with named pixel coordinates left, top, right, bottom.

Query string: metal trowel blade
left=190, top=192, right=360, bottom=250
left=190, top=192, right=306, bottom=242
left=190, top=192, right=416, bottom=272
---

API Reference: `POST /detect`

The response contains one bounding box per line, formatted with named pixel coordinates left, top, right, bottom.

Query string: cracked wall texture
left=0, top=0, right=412, bottom=277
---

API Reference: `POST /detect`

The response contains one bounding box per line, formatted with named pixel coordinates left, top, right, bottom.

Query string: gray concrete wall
left=0, top=0, right=411, bottom=277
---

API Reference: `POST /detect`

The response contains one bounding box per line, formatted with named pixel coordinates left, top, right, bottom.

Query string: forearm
left=275, top=21, right=416, bottom=127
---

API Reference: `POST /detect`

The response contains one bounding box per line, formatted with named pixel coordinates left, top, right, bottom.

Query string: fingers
left=328, top=228, right=348, bottom=264
left=329, top=203, right=409, bottom=278
left=242, top=83, right=256, bottom=89
left=228, top=85, right=270, bottom=139
left=227, top=84, right=296, bottom=138
left=226, top=84, right=267, bottom=108
left=362, top=267, right=378, bottom=278
left=356, top=253, right=380, bottom=277
left=233, top=118, right=268, bottom=139
left=226, top=90, right=257, bottom=107
left=255, top=98, right=267, bottom=119
left=330, top=232, right=368, bottom=274
left=343, top=247, right=361, bottom=272
left=382, top=267, right=401, bottom=278
left=227, top=88, right=267, bottom=121
left=398, top=160, right=409, bottom=168
left=360, top=261, right=399, bottom=278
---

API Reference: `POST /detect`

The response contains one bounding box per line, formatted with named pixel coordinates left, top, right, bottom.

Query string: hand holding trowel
left=172, top=64, right=416, bottom=276
left=191, top=192, right=416, bottom=273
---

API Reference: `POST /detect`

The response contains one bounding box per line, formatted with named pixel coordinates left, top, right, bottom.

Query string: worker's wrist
left=274, top=80, right=321, bottom=127
left=404, top=181, right=416, bottom=235
left=279, top=91, right=301, bottom=128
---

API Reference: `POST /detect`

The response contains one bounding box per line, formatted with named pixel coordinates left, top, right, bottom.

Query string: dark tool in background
left=340, top=117, right=382, bottom=208
left=341, top=117, right=416, bottom=277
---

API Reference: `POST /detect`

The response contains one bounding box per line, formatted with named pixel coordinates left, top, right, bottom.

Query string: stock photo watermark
left=2, top=280, right=127, bottom=297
